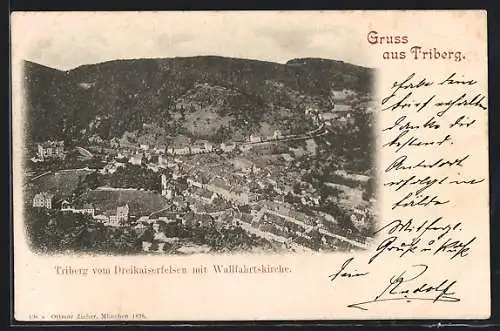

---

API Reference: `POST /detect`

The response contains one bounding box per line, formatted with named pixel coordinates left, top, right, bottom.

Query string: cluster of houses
left=247, top=130, right=282, bottom=143
left=135, top=199, right=322, bottom=253
left=31, top=165, right=370, bottom=251
left=131, top=140, right=214, bottom=158
left=32, top=191, right=130, bottom=227
left=166, top=170, right=258, bottom=206
left=117, top=130, right=288, bottom=165
left=29, top=98, right=373, bottom=250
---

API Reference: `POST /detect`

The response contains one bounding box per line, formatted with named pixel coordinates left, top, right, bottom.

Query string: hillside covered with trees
left=23, top=56, right=374, bottom=145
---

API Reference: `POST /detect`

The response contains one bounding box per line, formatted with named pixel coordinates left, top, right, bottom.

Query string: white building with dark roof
left=32, top=192, right=55, bottom=209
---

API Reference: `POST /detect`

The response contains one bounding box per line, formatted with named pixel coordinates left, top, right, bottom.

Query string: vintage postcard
left=11, top=10, right=489, bottom=321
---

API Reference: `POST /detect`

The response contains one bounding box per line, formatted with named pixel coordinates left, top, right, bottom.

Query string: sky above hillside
left=12, top=11, right=374, bottom=70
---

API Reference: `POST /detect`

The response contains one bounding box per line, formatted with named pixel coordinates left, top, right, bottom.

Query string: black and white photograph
left=12, top=10, right=491, bottom=322
left=20, top=12, right=377, bottom=256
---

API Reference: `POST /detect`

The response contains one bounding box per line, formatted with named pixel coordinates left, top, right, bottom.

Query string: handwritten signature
left=346, top=264, right=460, bottom=311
